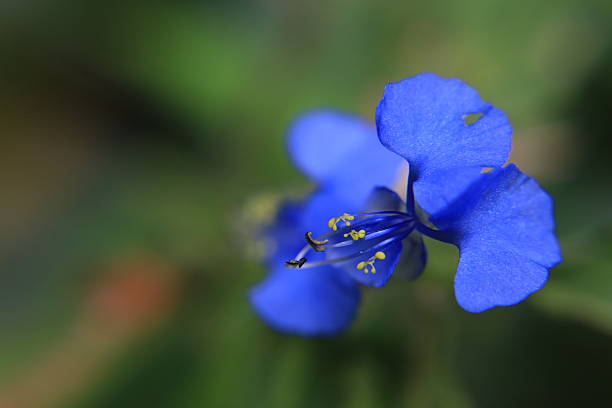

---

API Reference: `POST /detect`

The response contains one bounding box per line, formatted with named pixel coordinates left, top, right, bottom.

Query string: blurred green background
left=1, top=0, right=612, bottom=407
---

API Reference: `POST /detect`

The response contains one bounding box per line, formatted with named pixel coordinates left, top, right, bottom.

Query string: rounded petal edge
left=249, top=266, right=361, bottom=337
left=429, top=164, right=561, bottom=312
left=376, top=73, right=513, bottom=215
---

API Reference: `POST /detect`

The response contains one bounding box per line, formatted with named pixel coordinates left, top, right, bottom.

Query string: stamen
left=327, top=213, right=355, bottom=231
left=294, top=234, right=399, bottom=269
left=343, top=229, right=366, bottom=241
left=356, top=251, right=386, bottom=274
left=329, top=221, right=412, bottom=250
left=285, top=210, right=415, bottom=271
left=305, top=232, right=328, bottom=252
left=286, top=257, right=307, bottom=268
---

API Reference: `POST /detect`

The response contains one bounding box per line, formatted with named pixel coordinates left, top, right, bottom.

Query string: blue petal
left=288, top=110, right=404, bottom=206
left=413, top=167, right=484, bottom=216
left=376, top=73, right=512, bottom=214
left=395, top=231, right=428, bottom=281
left=249, top=266, right=360, bottom=336
left=430, top=164, right=562, bottom=312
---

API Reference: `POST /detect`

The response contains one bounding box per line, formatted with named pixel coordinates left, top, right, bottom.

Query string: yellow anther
left=328, top=218, right=338, bottom=230
left=343, top=229, right=366, bottom=241
left=356, top=251, right=386, bottom=274
left=328, top=213, right=356, bottom=231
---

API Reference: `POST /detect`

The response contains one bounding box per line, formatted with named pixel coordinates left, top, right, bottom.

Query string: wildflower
left=250, top=74, right=561, bottom=336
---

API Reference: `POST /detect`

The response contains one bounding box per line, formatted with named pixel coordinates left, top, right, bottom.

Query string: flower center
left=286, top=211, right=415, bottom=273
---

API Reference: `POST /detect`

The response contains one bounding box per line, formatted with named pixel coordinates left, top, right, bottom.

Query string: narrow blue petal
left=430, top=165, right=562, bottom=312
left=376, top=73, right=512, bottom=214
left=336, top=241, right=403, bottom=288
left=395, top=231, right=428, bottom=281
left=288, top=110, right=404, bottom=206
left=249, top=266, right=360, bottom=336
left=360, top=187, right=426, bottom=282
left=363, top=186, right=406, bottom=213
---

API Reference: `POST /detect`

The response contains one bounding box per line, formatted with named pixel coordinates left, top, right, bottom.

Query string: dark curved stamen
left=305, top=232, right=328, bottom=252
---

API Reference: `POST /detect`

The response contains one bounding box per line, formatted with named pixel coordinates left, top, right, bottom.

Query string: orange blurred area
left=86, top=257, right=179, bottom=329
left=0, top=258, right=180, bottom=408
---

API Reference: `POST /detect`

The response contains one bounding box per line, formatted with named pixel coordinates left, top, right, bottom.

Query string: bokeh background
left=2, top=0, right=612, bottom=407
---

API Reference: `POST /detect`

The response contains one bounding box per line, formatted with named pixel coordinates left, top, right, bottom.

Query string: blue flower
left=250, top=73, right=562, bottom=336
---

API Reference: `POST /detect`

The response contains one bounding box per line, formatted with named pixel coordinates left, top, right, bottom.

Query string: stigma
left=286, top=211, right=415, bottom=273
